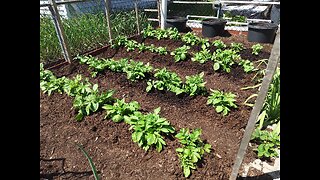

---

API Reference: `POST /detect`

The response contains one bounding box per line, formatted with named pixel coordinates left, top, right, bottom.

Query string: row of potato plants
left=141, top=25, right=264, bottom=56
left=75, top=55, right=238, bottom=116
left=110, top=34, right=261, bottom=74
left=40, top=63, right=211, bottom=177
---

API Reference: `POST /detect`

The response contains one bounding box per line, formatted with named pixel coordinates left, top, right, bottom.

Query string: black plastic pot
left=201, top=19, right=227, bottom=38
left=248, top=22, right=278, bottom=43
left=165, top=16, right=188, bottom=32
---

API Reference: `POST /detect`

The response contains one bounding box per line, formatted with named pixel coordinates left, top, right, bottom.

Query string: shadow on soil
left=40, top=157, right=98, bottom=180
left=237, top=170, right=280, bottom=180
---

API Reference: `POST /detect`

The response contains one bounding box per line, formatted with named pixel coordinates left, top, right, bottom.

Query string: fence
left=40, top=0, right=153, bottom=65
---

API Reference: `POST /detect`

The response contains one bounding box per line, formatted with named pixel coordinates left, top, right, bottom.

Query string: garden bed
left=40, top=33, right=273, bottom=179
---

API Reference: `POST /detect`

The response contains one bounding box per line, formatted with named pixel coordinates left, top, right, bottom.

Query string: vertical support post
left=134, top=0, right=140, bottom=34
left=229, top=27, right=280, bottom=180
left=104, top=0, right=113, bottom=40
left=160, top=0, right=167, bottom=29
left=157, top=0, right=161, bottom=27
left=48, top=0, right=72, bottom=63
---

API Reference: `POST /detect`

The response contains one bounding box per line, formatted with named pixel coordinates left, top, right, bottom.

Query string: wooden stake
left=104, top=0, right=113, bottom=40
left=229, top=27, right=280, bottom=180
left=48, top=0, right=72, bottom=64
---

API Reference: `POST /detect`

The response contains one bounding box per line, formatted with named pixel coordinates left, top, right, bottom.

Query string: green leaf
left=204, top=144, right=212, bottom=153
left=154, top=107, right=161, bottom=114
left=112, top=114, right=123, bottom=122
left=213, top=63, right=220, bottom=71
left=183, top=166, right=191, bottom=177
left=176, top=148, right=184, bottom=152
left=215, top=106, right=223, bottom=113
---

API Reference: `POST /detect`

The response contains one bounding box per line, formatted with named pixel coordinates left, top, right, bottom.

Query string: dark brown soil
left=40, top=33, right=273, bottom=180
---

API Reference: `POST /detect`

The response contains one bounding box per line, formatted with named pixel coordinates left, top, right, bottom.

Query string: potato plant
left=230, top=42, right=245, bottom=52
left=212, top=40, right=226, bottom=49
left=211, top=49, right=241, bottom=73
left=207, top=89, right=237, bottom=116
left=170, top=45, right=190, bottom=62
left=175, top=128, right=211, bottom=177
left=191, top=48, right=212, bottom=64
left=251, top=44, right=263, bottom=55
left=251, top=127, right=280, bottom=158
left=146, top=68, right=184, bottom=95
left=103, top=98, right=140, bottom=122
left=238, top=59, right=255, bottom=73
left=183, top=72, right=207, bottom=96
left=124, top=107, right=175, bottom=152
left=181, top=32, right=200, bottom=46
left=123, top=60, right=153, bottom=81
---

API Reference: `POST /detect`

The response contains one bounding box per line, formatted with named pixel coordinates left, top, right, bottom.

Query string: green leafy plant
left=252, top=44, right=263, bottom=55
left=40, top=76, right=68, bottom=96
left=137, top=43, right=148, bottom=53
left=207, top=89, right=237, bottom=116
left=175, top=128, right=211, bottom=177
left=124, top=40, right=138, bottom=52
left=191, top=48, right=212, bottom=64
left=170, top=45, right=190, bottom=62
left=230, top=42, right=245, bottom=52
left=181, top=32, right=200, bottom=46
left=212, top=49, right=241, bottom=73
left=183, top=72, right=207, bottom=96
left=146, top=68, right=184, bottom=95
left=73, top=85, right=115, bottom=121
left=142, top=24, right=156, bottom=38
left=238, top=59, right=255, bottom=73
left=251, top=126, right=280, bottom=158
left=155, top=46, right=168, bottom=55
left=102, top=98, right=140, bottom=122
left=124, top=107, right=175, bottom=152
left=167, top=27, right=181, bottom=40
left=107, top=58, right=128, bottom=72
left=110, top=35, right=128, bottom=49
left=198, top=38, right=211, bottom=49
left=123, top=60, right=153, bottom=81
left=75, top=143, right=100, bottom=180
left=146, top=44, right=157, bottom=53
left=212, top=40, right=226, bottom=49
left=62, top=75, right=92, bottom=97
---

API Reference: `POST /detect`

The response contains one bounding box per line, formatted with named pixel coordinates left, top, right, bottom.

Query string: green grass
left=40, top=10, right=149, bottom=64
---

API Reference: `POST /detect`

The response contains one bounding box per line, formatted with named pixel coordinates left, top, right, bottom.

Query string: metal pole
left=160, top=0, right=167, bottom=29
left=48, top=0, right=72, bottom=63
left=229, top=27, right=280, bottom=180
left=104, top=0, right=113, bottom=40
left=134, top=0, right=140, bottom=34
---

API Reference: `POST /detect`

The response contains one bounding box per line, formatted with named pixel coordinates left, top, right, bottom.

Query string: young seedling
left=175, top=128, right=211, bottom=177
left=146, top=68, right=184, bottom=95
left=251, top=44, right=263, bottom=55
left=124, top=40, right=138, bottom=52
left=181, top=32, right=200, bottom=46
left=207, top=89, right=237, bottom=116
left=238, top=59, right=255, bottom=73
left=170, top=45, right=190, bottom=62
left=155, top=46, right=168, bottom=55
left=183, top=72, right=207, bottom=96
left=167, top=27, right=181, bottom=40
left=251, top=127, right=280, bottom=158
left=212, top=40, right=227, bottom=49
left=124, top=107, right=175, bottom=152
left=230, top=42, right=245, bottom=52
left=211, top=49, right=241, bottom=73
left=102, top=98, right=140, bottom=122
left=191, top=48, right=212, bottom=64
left=123, top=60, right=153, bottom=81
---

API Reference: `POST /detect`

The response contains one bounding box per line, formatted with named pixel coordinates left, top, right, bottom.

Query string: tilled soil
left=40, top=33, right=273, bottom=180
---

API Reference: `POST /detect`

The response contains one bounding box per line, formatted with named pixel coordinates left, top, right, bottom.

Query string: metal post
left=48, top=0, right=72, bottom=63
left=157, top=0, right=161, bottom=27
left=134, top=0, right=140, bottom=34
left=229, top=27, right=280, bottom=180
left=104, top=0, right=113, bottom=40
left=160, top=0, right=167, bottom=29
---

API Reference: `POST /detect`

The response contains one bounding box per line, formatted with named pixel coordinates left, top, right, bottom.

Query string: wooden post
left=48, top=0, right=72, bottom=63
left=134, top=0, right=140, bottom=34
left=229, top=27, right=280, bottom=180
left=104, top=0, right=113, bottom=40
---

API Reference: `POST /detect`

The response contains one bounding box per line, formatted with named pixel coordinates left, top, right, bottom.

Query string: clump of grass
left=40, top=10, right=149, bottom=64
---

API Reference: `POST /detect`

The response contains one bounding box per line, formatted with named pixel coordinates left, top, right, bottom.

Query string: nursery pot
left=247, top=22, right=278, bottom=43
left=201, top=19, right=227, bottom=38
left=165, top=16, right=188, bottom=32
